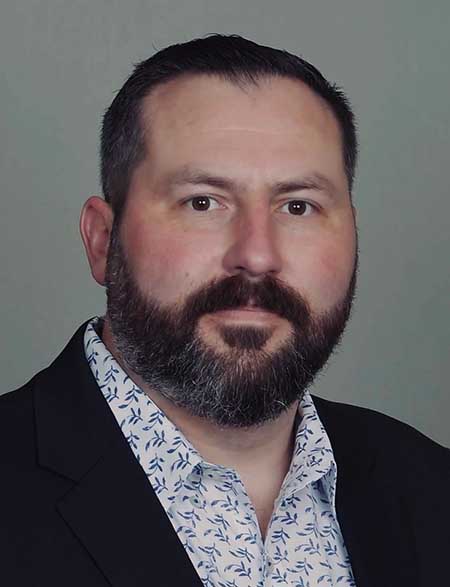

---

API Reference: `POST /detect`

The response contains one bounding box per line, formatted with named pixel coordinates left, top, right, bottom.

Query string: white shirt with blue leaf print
left=84, top=318, right=356, bottom=587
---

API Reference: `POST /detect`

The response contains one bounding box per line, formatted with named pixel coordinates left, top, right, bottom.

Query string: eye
left=184, top=195, right=222, bottom=212
left=280, top=200, right=315, bottom=216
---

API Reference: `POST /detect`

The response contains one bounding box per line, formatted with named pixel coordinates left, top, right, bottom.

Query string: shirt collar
left=281, top=392, right=337, bottom=508
left=84, top=317, right=337, bottom=509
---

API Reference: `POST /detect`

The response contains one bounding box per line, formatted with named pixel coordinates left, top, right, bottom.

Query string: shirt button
left=190, top=472, right=202, bottom=485
left=189, top=495, right=202, bottom=508
left=190, top=465, right=203, bottom=480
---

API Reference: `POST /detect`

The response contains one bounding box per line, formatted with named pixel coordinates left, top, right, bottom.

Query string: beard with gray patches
left=104, top=223, right=357, bottom=428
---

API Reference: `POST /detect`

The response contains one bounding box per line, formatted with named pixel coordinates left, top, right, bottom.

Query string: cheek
left=124, top=226, right=218, bottom=304
left=318, top=250, right=352, bottom=298
left=291, top=241, right=355, bottom=312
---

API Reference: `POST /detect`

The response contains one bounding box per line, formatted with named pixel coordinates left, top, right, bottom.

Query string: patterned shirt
left=84, top=317, right=355, bottom=586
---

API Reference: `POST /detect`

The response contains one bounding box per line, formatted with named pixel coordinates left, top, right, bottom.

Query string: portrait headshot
left=1, top=2, right=449, bottom=586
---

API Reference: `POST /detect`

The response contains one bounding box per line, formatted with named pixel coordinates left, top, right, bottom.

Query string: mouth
left=211, top=307, right=277, bottom=322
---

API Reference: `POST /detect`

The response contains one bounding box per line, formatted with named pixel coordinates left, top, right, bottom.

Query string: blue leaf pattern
left=84, top=318, right=355, bottom=586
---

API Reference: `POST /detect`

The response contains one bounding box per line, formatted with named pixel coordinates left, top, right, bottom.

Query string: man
left=1, top=35, right=448, bottom=587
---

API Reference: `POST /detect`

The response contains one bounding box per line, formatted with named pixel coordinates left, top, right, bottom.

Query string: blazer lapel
left=34, top=323, right=203, bottom=587
left=32, top=323, right=422, bottom=587
left=314, top=396, right=419, bottom=587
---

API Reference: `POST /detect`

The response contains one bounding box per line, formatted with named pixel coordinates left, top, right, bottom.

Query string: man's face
left=105, top=75, right=357, bottom=428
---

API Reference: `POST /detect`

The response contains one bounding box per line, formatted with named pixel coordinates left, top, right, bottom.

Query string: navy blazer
left=1, top=322, right=449, bottom=586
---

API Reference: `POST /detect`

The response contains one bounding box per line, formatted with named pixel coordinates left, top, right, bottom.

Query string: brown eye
left=282, top=200, right=314, bottom=216
left=288, top=201, right=307, bottom=215
left=191, top=196, right=211, bottom=211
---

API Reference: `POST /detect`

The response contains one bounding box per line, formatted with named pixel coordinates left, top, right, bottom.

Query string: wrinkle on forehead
left=138, top=74, right=347, bottom=191
left=189, top=127, right=321, bottom=136
left=143, top=74, right=339, bottom=139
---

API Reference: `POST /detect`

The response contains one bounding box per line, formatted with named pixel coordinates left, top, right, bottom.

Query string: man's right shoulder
left=0, top=374, right=43, bottom=465
left=1, top=373, right=40, bottom=409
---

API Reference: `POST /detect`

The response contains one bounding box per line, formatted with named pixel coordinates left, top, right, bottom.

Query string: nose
left=222, top=206, right=283, bottom=279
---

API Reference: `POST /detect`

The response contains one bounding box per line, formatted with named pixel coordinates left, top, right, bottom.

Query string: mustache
left=180, top=273, right=311, bottom=330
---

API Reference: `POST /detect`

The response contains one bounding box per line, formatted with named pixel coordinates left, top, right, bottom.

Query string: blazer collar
left=33, top=321, right=203, bottom=587
left=314, top=396, right=419, bottom=587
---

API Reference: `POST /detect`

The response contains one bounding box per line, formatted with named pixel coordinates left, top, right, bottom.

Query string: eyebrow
left=163, top=166, right=339, bottom=200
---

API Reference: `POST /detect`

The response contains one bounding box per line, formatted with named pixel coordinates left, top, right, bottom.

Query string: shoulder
left=0, top=376, right=37, bottom=427
left=312, top=394, right=450, bottom=481
left=0, top=377, right=39, bottom=460
left=0, top=320, right=91, bottom=429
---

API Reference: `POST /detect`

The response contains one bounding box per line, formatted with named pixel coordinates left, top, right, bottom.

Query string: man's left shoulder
left=312, top=394, right=450, bottom=481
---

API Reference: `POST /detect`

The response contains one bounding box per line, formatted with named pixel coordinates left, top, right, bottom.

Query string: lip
left=212, top=307, right=276, bottom=320
left=222, top=306, right=270, bottom=313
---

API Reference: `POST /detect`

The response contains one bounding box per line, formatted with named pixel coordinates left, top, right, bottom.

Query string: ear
left=79, top=196, right=114, bottom=286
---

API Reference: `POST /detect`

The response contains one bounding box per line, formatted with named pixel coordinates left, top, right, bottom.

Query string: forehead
left=139, top=74, right=346, bottom=185
left=144, top=73, right=340, bottom=137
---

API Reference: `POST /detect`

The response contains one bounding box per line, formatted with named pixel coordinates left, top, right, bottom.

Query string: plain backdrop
left=1, top=0, right=449, bottom=445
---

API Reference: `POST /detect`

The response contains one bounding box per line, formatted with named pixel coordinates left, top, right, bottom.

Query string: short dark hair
left=101, top=34, right=358, bottom=220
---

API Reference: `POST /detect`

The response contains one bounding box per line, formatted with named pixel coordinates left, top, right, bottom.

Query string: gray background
left=1, top=0, right=449, bottom=445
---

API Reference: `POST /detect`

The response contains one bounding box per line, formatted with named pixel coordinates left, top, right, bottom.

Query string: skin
left=80, top=74, right=357, bottom=537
